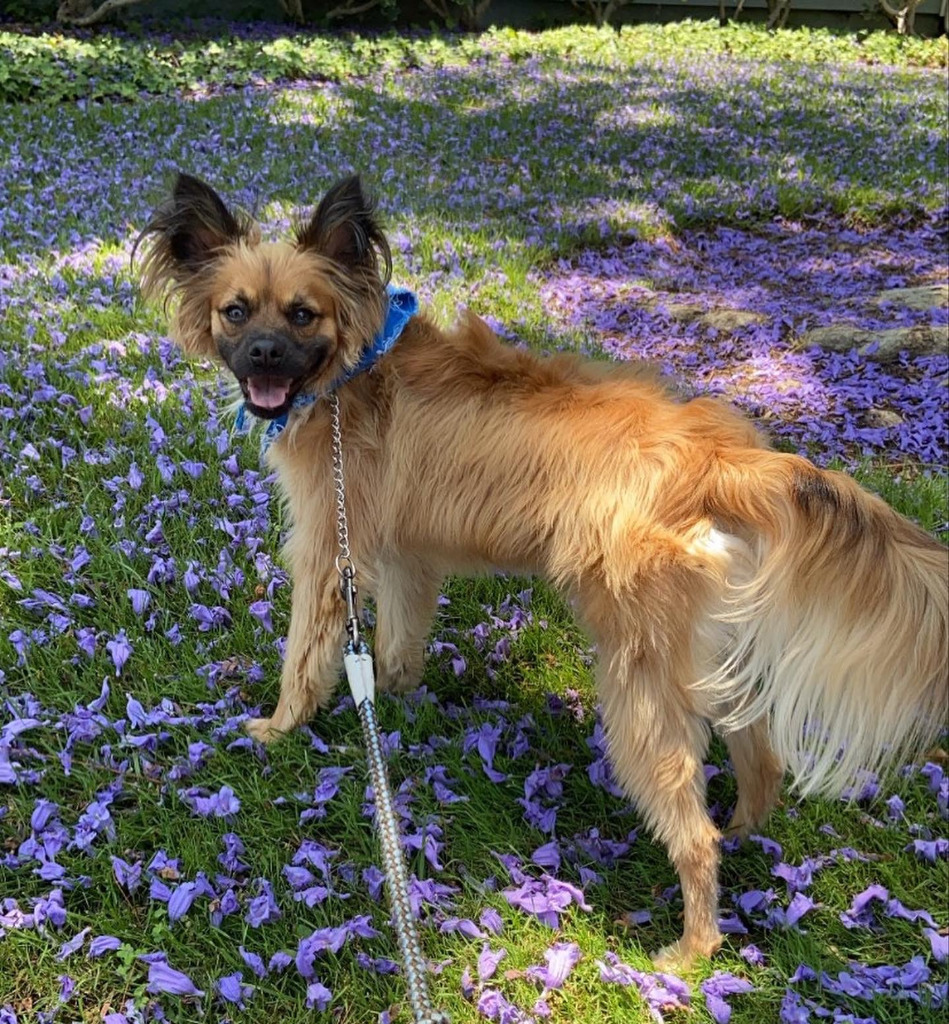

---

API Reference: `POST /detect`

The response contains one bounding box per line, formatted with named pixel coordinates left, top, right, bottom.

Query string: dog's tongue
left=247, top=376, right=292, bottom=410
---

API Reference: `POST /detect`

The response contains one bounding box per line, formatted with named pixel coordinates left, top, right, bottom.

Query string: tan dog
left=139, top=173, right=948, bottom=967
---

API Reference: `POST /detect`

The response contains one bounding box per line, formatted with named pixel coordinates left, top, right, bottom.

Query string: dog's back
left=386, top=312, right=948, bottom=798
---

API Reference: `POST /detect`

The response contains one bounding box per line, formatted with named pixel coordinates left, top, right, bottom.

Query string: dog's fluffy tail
left=701, top=449, right=948, bottom=797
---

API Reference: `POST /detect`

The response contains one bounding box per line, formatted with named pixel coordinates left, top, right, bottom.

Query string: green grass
left=0, top=20, right=946, bottom=105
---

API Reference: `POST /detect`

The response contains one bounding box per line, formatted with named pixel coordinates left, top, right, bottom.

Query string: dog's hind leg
left=720, top=718, right=784, bottom=839
left=372, top=558, right=443, bottom=694
left=584, top=567, right=724, bottom=968
left=598, top=656, right=723, bottom=967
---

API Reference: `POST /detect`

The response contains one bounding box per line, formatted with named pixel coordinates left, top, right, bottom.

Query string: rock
left=866, top=408, right=904, bottom=428
left=871, top=284, right=949, bottom=311
left=645, top=301, right=765, bottom=332
left=652, top=301, right=705, bottom=322
left=801, top=323, right=949, bottom=362
left=700, top=309, right=766, bottom=333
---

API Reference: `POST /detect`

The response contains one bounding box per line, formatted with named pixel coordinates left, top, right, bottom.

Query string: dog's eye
left=223, top=304, right=247, bottom=324
left=289, top=307, right=316, bottom=327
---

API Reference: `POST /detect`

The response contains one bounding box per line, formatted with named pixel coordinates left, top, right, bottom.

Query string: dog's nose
left=248, top=337, right=284, bottom=369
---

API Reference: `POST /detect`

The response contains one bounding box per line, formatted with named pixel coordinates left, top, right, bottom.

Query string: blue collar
left=237, top=285, right=417, bottom=450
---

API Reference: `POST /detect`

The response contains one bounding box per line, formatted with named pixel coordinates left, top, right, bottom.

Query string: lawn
left=0, top=18, right=947, bottom=1024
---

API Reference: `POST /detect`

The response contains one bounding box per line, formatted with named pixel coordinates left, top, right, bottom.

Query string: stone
left=871, top=284, right=949, bottom=311
left=699, top=309, right=767, bottom=333
left=866, top=408, right=904, bottom=428
left=645, top=301, right=766, bottom=332
left=801, top=323, right=949, bottom=362
left=653, top=301, right=705, bottom=322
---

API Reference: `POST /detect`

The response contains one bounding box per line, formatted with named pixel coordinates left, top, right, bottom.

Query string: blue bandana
left=236, top=285, right=418, bottom=450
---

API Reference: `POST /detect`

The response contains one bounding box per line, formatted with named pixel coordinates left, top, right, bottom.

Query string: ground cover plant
left=0, top=19, right=946, bottom=1024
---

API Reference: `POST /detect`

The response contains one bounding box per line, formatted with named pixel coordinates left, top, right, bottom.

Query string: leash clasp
left=339, top=563, right=360, bottom=649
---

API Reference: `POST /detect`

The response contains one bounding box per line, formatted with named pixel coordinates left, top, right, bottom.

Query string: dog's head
left=137, top=173, right=392, bottom=419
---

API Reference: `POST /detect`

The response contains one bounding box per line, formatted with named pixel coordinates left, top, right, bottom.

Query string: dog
left=138, top=173, right=948, bottom=967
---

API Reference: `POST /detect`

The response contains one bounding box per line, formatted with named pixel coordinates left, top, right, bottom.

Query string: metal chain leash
left=330, top=392, right=354, bottom=581
left=328, top=391, right=449, bottom=1024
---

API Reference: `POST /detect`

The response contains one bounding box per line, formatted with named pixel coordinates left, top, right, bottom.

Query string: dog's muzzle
left=219, top=332, right=330, bottom=420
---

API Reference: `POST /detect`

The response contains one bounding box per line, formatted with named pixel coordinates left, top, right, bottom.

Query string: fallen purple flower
left=478, top=944, right=507, bottom=981
left=439, top=917, right=484, bottom=940
left=217, top=971, right=254, bottom=1008
left=531, top=841, right=561, bottom=872
left=784, top=892, right=818, bottom=928
left=88, top=935, right=122, bottom=958
left=923, top=927, right=948, bottom=963
left=356, top=952, right=400, bottom=975
left=239, top=945, right=267, bottom=978
left=502, top=874, right=591, bottom=928
left=58, top=974, right=74, bottom=1002
left=30, top=799, right=59, bottom=832
left=597, top=952, right=690, bottom=1022
left=701, top=971, right=754, bottom=1023
left=269, top=951, right=293, bottom=973
left=105, top=631, right=133, bottom=676
left=295, top=924, right=349, bottom=978
left=146, top=957, right=204, bottom=997
left=780, top=988, right=812, bottom=1023
left=477, top=988, right=531, bottom=1022
left=177, top=784, right=240, bottom=818
left=839, top=883, right=888, bottom=929
left=740, top=943, right=766, bottom=966
left=248, top=599, right=273, bottom=632
left=528, top=941, right=581, bottom=991
left=906, top=837, right=949, bottom=863
left=55, top=927, right=89, bottom=960
left=246, top=878, right=281, bottom=928
left=479, top=907, right=504, bottom=935
left=127, top=589, right=150, bottom=616
left=305, top=980, right=332, bottom=1011
left=110, top=856, right=142, bottom=894
left=167, top=881, right=199, bottom=923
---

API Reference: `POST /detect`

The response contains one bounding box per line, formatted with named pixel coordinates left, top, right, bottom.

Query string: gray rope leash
left=330, top=391, right=449, bottom=1024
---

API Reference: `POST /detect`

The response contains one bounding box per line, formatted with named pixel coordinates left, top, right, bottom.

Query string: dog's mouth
left=240, top=375, right=299, bottom=419
left=222, top=337, right=331, bottom=420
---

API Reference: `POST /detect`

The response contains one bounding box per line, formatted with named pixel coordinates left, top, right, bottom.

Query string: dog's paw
left=724, top=795, right=781, bottom=840
left=245, top=717, right=283, bottom=744
left=375, top=663, right=422, bottom=694
left=723, top=817, right=753, bottom=842
left=651, top=940, right=691, bottom=972
left=651, top=934, right=721, bottom=972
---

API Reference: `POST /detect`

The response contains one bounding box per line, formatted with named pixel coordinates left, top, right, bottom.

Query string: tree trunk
left=57, top=0, right=145, bottom=25
left=879, top=0, right=922, bottom=34
left=571, top=0, right=627, bottom=28
left=765, top=0, right=792, bottom=29
left=279, top=0, right=305, bottom=23
left=325, top=0, right=381, bottom=19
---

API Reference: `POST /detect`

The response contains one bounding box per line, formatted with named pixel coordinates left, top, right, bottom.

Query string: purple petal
left=167, top=882, right=199, bottom=923
left=924, top=927, right=948, bottom=963
left=55, top=927, right=90, bottom=961
left=146, top=959, right=204, bottom=997
left=537, top=941, right=581, bottom=990
left=239, top=945, right=267, bottom=978
left=305, top=980, right=332, bottom=1011
left=478, top=944, right=507, bottom=981
left=88, top=935, right=122, bottom=958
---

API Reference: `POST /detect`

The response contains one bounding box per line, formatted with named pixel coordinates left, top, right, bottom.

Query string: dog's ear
left=137, top=173, right=252, bottom=297
left=137, top=174, right=254, bottom=357
left=296, top=175, right=392, bottom=284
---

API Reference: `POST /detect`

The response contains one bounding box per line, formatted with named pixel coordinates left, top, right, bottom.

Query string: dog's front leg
left=373, top=558, right=443, bottom=693
left=245, top=569, right=344, bottom=743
